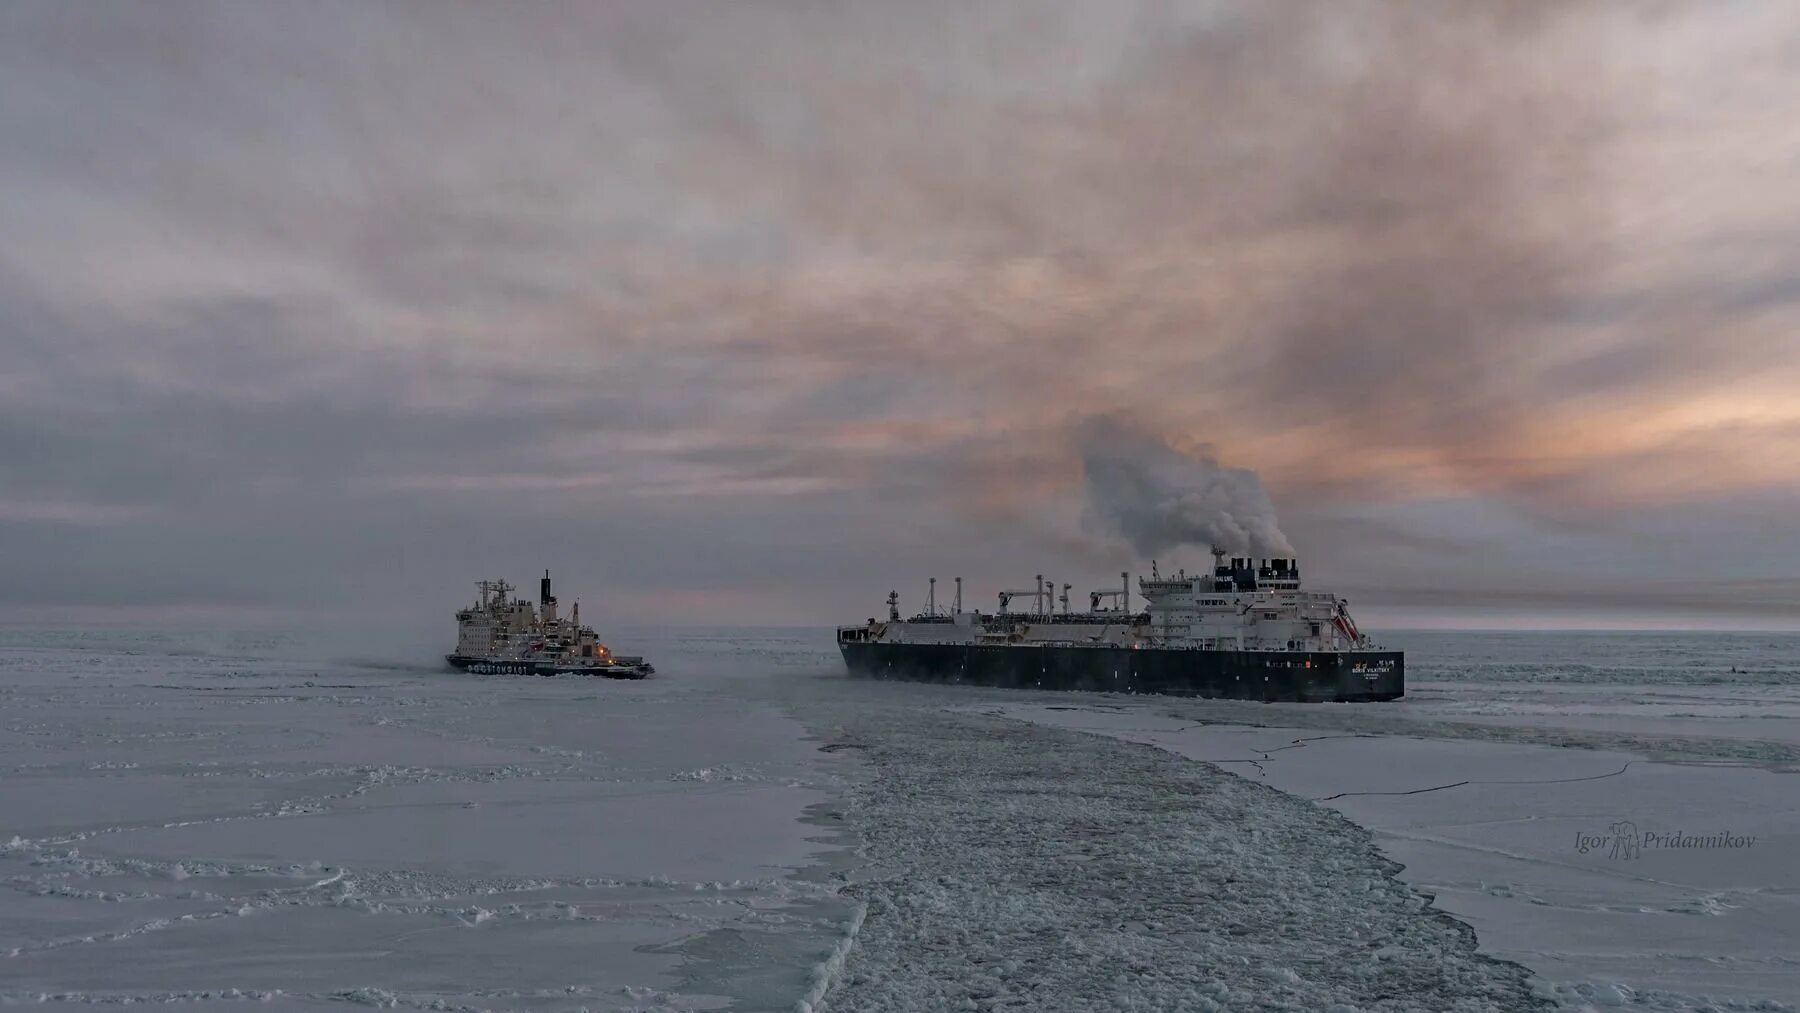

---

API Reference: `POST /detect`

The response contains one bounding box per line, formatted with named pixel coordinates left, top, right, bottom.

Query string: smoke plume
left=1075, top=415, right=1293, bottom=559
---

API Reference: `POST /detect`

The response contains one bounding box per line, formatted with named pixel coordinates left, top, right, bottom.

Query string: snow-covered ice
left=0, top=627, right=861, bottom=1010
left=3, top=626, right=1796, bottom=1010
left=985, top=637, right=1800, bottom=1010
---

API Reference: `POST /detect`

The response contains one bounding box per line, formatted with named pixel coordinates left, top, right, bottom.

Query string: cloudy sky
left=3, top=1, right=1798, bottom=629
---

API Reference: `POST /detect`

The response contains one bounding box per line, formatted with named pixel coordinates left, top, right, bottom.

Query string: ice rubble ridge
left=813, top=708, right=1547, bottom=1013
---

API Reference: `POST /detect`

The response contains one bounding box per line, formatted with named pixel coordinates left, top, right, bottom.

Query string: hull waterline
left=840, top=642, right=1401, bottom=702
left=445, top=654, right=653, bottom=679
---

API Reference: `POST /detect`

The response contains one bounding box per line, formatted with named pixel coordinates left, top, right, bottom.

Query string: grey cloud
left=1, top=1, right=1797, bottom=625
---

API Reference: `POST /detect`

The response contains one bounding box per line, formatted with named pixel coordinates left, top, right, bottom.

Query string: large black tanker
left=838, top=552, right=1401, bottom=702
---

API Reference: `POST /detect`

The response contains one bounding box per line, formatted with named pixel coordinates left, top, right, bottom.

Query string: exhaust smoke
left=1075, top=415, right=1293, bottom=559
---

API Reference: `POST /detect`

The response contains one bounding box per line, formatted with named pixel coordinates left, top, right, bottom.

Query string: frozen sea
left=1, top=626, right=1795, bottom=1011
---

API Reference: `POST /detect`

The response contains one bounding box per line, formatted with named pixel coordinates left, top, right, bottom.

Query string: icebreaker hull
left=445, top=654, right=653, bottom=679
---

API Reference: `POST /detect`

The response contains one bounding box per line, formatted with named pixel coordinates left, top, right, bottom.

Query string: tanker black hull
left=445, top=655, right=652, bottom=679
left=839, top=643, right=1402, bottom=702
